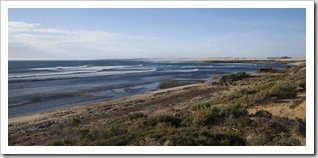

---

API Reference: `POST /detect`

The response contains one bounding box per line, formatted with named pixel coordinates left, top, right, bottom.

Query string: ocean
left=8, top=59, right=287, bottom=118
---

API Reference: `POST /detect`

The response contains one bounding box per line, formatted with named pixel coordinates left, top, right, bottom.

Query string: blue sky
left=8, top=8, right=306, bottom=60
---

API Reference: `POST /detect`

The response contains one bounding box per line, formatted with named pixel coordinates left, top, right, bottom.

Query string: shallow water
left=8, top=59, right=287, bottom=118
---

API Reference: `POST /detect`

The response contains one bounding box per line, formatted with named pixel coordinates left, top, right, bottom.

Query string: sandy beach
left=8, top=58, right=306, bottom=146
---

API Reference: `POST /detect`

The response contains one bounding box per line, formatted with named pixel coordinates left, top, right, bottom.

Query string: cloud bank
left=9, top=21, right=167, bottom=60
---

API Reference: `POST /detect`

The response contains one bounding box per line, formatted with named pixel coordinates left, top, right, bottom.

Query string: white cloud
left=8, top=21, right=163, bottom=60
left=9, top=21, right=68, bottom=33
left=9, top=21, right=40, bottom=31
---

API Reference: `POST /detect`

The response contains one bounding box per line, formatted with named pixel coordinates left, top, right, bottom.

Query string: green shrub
left=163, top=131, right=246, bottom=146
left=246, top=132, right=272, bottom=146
left=270, top=133, right=301, bottom=146
left=78, top=128, right=90, bottom=137
left=194, top=101, right=212, bottom=110
left=235, top=118, right=254, bottom=128
left=103, top=124, right=128, bottom=139
left=127, top=112, right=147, bottom=121
left=296, top=79, right=306, bottom=90
left=192, top=105, right=248, bottom=126
left=49, top=139, right=73, bottom=146
left=240, top=88, right=257, bottom=95
left=225, top=104, right=248, bottom=118
left=87, top=129, right=99, bottom=140
left=155, top=122, right=174, bottom=129
left=104, top=128, right=246, bottom=146
left=192, top=109, right=218, bottom=126
left=98, top=134, right=136, bottom=146
left=218, top=84, right=278, bottom=107
left=293, top=118, right=306, bottom=137
left=145, top=115, right=182, bottom=128
left=69, top=118, right=81, bottom=126
left=248, top=90, right=275, bottom=106
left=269, top=82, right=297, bottom=99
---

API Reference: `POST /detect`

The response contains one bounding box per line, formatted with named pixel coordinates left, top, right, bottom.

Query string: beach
left=8, top=58, right=306, bottom=146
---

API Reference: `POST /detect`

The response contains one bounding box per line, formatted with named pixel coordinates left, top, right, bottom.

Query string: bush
left=49, top=139, right=73, bottom=146
left=155, top=122, right=174, bottom=129
left=246, top=132, right=272, bottom=146
left=87, top=129, right=99, bottom=140
left=192, top=105, right=248, bottom=126
left=103, top=124, right=128, bottom=139
left=296, top=79, right=306, bottom=90
left=145, top=115, right=182, bottom=128
left=162, top=130, right=246, bottom=146
left=78, top=128, right=90, bottom=137
left=194, top=101, right=212, bottom=110
left=127, top=112, right=147, bottom=121
left=215, top=84, right=278, bottom=107
left=69, top=118, right=81, bottom=126
left=192, top=109, right=219, bottom=126
left=235, top=118, right=254, bottom=128
left=103, top=128, right=246, bottom=146
left=226, top=104, right=249, bottom=118
left=292, top=118, right=306, bottom=137
left=269, top=82, right=297, bottom=99
left=270, top=134, right=301, bottom=146
left=252, top=110, right=272, bottom=118
left=248, top=90, right=275, bottom=106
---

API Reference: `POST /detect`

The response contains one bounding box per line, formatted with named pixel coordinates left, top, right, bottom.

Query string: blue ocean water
left=8, top=59, right=287, bottom=118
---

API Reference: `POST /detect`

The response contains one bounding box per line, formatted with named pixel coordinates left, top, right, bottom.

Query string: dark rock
left=257, top=68, right=282, bottom=73
left=219, top=72, right=250, bottom=84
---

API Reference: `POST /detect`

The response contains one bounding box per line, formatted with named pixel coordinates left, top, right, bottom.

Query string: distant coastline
left=130, top=57, right=306, bottom=65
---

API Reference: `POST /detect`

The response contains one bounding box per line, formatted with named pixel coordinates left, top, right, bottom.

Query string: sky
left=8, top=8, right=306, bottom=60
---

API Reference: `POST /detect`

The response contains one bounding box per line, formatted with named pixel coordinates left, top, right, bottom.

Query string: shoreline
left=8, top=58, right=305, bottom=122
left=9, top=83, right=203, bottom=124
left=8, top=58, right=303, bottom=119
left=8, top=59, right=306, bottom=146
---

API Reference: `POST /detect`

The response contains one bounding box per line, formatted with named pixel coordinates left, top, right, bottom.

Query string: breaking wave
left=9, top=64, right=152, bottom=80
left=162, top=69, right=199, bottom=73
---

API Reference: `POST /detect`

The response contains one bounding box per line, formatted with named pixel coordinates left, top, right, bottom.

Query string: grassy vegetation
left=49, top=104, right=304, bottom=146
left=48, top=63, right=305, bottom=146
left=126, top=112, right=147, bottom=121
left=206, top=64, right=305, bottom=108
left=69, top=118, right=81, bottom=126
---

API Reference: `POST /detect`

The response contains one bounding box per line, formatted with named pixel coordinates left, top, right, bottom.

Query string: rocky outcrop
left=257, top=68, right=283, bottom=73
left=219, top=72, right=250, bottom=84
